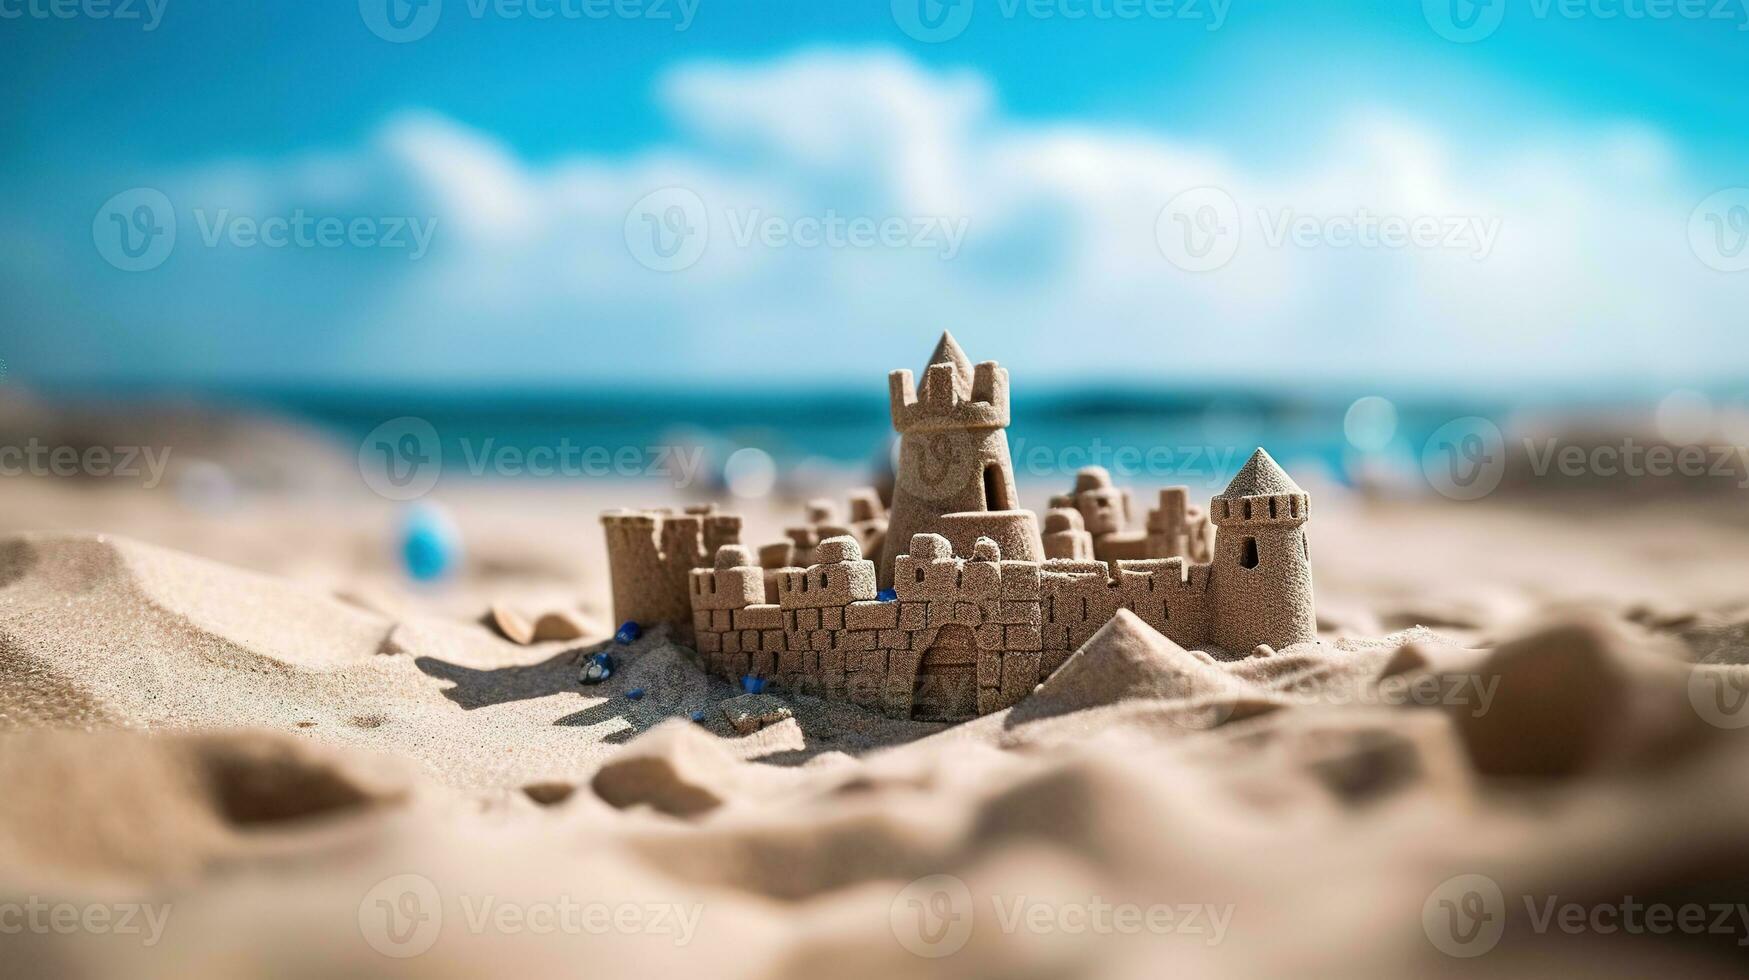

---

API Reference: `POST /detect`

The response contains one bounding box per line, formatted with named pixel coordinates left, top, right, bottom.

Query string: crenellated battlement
left=1210, top=492, right=1309, bottom=525
left=602, top=506, right=742, bottom=634
left=888, top=360, right=1011, bottom=434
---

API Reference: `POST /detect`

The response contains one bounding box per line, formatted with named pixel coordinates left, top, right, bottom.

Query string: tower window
left=983, top=463, right=1010, bottom=510
left=1239, top=537, right=1259, bottom=569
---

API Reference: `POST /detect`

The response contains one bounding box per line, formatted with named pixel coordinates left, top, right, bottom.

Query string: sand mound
left=0, top=729, right=409, bottom=890
left=1448, top=617, right=1713, bottom=777
left=0, top=532, right=943, bottom=791
left=591, top=719, right=741, bottom=817
left=1009, top=610, right=1266, bottom=727
left=6, top=514, right=1749, bottom=976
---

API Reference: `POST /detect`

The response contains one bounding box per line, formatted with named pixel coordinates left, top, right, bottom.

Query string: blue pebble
left=578, top=651, right=615, bottom=685
left=876, top=588, right=898, bottom=602
left=625, top=688, right=645, bottom=701
left=614, top=620, right=642, bottom=644
left=740, top=675, right=766, bottom=694
left=400, top=503, right=460, bottom=582
left=690, top=710, right=707, bottom=723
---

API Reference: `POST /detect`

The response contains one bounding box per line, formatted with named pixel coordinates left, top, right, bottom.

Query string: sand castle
left=601, top=333, right=1316, bottom=721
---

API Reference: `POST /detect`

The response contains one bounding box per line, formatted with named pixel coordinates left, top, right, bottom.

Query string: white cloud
left=20, top=48, right=1749, bottom=389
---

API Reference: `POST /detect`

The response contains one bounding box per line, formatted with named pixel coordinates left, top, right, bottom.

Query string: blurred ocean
left=179, top=382, right=1524, bottom=494
left=10, top=378, right=1747, bottom=502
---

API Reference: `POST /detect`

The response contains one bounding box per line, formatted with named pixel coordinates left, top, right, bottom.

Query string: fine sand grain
left=3, top=472, right=1749, bottom=978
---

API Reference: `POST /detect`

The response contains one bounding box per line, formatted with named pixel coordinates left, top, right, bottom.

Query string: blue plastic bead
left=614, top=621, right=642, bottom=644
left=625, top=688, right=645, bottom=701
left=740, top=675, right=766, bottom=694
left=400, top=503, right=460, bottom=582
left=578, top=651, right=615, bottom=685
left=690, top=710, right=707, bottom=723
left=876, top=588, right=898, bottom=602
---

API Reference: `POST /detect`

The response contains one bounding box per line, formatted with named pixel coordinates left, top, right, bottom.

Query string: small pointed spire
left=1216, top=448, right=1303, bottom=499
left=926, top=331, right=974, bottom=399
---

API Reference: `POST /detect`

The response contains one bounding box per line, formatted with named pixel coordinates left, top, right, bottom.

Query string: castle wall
left=690, top=532, right=1219, bottom=720
left=602, top=507, right=742, bottom=634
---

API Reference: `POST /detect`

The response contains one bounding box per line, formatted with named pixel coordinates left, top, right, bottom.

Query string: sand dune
left=4, top=521, right=1749, bottom=977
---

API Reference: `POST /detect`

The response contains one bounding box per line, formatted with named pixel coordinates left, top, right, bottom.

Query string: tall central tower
left=878, top=332, right=1042, bottom=587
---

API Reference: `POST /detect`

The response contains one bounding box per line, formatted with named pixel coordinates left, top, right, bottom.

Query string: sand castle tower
left=878, top=332, right=1042, bottom=587
left=1210, top=449, right=1316, bottom=653
left=601, top=506, right=741, bottom=634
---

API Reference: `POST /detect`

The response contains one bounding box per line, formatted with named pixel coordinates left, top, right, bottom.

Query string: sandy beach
left=3, top=420, right=1749, bottom=979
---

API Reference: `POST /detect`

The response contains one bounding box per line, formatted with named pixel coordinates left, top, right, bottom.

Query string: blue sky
left=5, top=0, right=1748, bottom=390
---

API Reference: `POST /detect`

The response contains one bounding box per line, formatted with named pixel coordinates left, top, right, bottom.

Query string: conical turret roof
left=1216, top=448, right=1303, bottom=499
left=926, top=331, right=974, bottom=399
